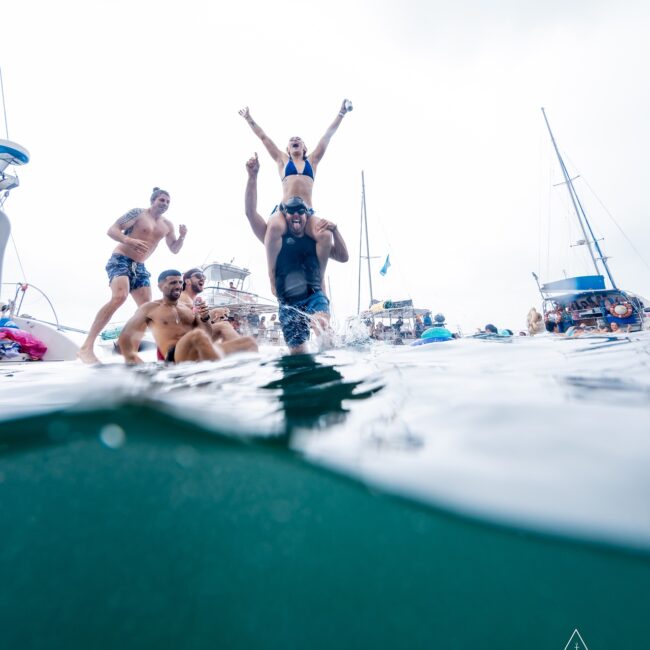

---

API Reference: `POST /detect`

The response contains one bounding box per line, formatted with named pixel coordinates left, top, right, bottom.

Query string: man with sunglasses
left=179, top=268, right=244, bottom=345
left=245, top=155, right=349, bottom=354
left=118, top=270, right=257, bottom=364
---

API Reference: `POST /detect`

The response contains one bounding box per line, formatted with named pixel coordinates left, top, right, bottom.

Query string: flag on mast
left=379, top=254, right=391, bottom=276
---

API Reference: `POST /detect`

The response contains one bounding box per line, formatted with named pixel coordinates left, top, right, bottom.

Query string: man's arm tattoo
left=117, top=208, right=142, bottom=228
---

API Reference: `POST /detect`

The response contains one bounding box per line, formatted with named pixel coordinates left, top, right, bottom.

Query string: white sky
left=2, top=0, right=650, bottom=334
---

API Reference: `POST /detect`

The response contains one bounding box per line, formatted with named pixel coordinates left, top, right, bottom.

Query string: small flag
left=379, top=254, right=391, bottom=276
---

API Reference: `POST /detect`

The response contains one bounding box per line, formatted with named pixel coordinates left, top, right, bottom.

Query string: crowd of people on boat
left=540, top=295, right=637, bottom=336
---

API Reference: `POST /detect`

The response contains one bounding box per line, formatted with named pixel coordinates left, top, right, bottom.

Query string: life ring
left=609, top=302, right=633, bottom=319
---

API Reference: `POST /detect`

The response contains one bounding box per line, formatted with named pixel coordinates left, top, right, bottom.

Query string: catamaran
left=534, top=108, right=649, bottom=333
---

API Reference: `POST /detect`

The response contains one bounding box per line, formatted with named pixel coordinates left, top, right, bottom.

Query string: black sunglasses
left=283, top=205, right=308, bottom=215
left=191, top=273, right=206, bottom=281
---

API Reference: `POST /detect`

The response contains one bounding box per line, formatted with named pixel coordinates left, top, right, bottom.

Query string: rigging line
left=0, top=67, right=9, bottom=139
left=550, top=161, right=588, bottom=276
left=201, top=247, right=215, bottom=267
left=361, top=182, right=416, bottom=303
left=546, top=162, right=553, bottom=278
left=0, top=68, right=21, bottom=194
left=9, top=231, right=28, bottom=282
left=537, top=125, right=544, bottom=278
left=578, top=175, right=650, bottom=274
left=357, top=176, right=363, bottom=313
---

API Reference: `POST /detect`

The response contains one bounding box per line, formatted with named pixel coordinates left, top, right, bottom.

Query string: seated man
left=179, top=267, right=242, bottom=344
left=118, top=270, right=257, bottom=364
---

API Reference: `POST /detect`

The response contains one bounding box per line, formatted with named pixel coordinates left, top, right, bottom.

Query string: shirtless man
left=118, top=270, right=257, bottom=364
left=244, top=155, right=348, bottom=354
left=179, top=267, right=241, bottom=344
left=79, top=188, right=187, bottom=364
left=239, top=100, right=351, bottom=294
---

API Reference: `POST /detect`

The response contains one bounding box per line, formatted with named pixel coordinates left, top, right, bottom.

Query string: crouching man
left=118, top=269, right=257, bottom=364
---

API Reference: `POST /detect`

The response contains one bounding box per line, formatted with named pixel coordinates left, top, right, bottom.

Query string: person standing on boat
left=239, top=100, right=351, bottom=295
left=244, top=154, right=349, bottom=354
left=118, top=270, right=257, bottom=364
left=78, top=188, right=187, bottom=364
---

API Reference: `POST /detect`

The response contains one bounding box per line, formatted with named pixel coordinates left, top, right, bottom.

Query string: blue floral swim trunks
left=105, top=254, right=151, bottom=291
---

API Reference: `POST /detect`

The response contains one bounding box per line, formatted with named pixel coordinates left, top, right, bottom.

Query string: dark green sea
left=1, top=338, right=650, bottom=649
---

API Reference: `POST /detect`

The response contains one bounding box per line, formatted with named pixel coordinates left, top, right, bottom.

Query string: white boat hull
left=11, top=316, right=80, bottom=361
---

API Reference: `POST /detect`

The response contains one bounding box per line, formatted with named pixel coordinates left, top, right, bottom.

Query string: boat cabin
left=540, top=275, right=648, bottom=333
left=200, top=262, right=281, bottom=342
left=359, top=299, right=430, bottom=343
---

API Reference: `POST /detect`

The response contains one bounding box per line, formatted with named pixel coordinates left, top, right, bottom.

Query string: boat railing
left=1, top=281, right=70, bottom=331
left=202, top=285, right=277, bottom=310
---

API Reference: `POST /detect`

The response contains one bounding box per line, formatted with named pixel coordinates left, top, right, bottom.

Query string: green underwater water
left=1, top=405, right=649, bottom=650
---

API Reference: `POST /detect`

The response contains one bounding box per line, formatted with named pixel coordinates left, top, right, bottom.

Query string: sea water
left=1, top=333, right=649, bottom=648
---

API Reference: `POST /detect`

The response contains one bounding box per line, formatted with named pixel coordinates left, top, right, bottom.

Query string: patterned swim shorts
left=105, top=254, right=151, bottom=291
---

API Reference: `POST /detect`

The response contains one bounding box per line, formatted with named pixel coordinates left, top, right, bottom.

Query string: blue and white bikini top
left=283, top=157, right=314, bottom=180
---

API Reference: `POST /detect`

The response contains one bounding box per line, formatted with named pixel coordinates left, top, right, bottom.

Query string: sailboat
left=534, top=108, right=649, bottom=333
left=1, top=138, right=81, bottom=361
left=352, top=171, right=431, bottom=343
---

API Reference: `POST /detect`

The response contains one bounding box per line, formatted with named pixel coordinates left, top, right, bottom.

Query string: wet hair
left=158, top=269, right=181, bottom=283
left=484, top=323, right=498, bottom=334
left=150, top=187, right=170, bottom=203
left=282, top=195, right=307, bottom=210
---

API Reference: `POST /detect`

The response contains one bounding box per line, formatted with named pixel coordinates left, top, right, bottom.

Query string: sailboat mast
left=361, top=171, right=374, bottom=307
left=357, top=175, right=363, bottom=314
left=541, top=108, right=617, bottom=289
left=0, top=67, right=10, bottom=139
